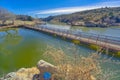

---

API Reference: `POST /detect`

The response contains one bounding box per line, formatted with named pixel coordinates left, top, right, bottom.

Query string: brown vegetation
left=43, top=46, right=120, bottom=80
left=43, top=46, right=101, bottom=80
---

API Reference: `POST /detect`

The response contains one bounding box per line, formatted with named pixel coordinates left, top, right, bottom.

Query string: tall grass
left=43, top=45, right=120, bottom=80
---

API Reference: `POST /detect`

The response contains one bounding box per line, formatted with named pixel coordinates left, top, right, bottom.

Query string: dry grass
left=14, top=20, right=35, bottom=26
left=43, top=46, right=101, bottom=80
left=0, top=20, right=36, bottom=26
left=43, top=46, right=120, bottom=80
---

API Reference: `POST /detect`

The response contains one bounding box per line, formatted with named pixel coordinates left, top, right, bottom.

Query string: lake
left=0, top=25, right=120, bottom=80
left=0, top=28, right=94, bottom=75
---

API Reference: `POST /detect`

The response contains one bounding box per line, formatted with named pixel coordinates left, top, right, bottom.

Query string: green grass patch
left=72, top=39, right=80, bottom=44
left=89, top=44, right=100, bottom=51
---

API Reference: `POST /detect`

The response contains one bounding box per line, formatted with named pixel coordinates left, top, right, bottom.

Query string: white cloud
left=36, top=6, right=98, bottom=14
left=33, top=0, right=120, bottom=15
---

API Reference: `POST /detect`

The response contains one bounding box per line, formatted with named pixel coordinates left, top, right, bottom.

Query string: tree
left=0, top=7, right=16, bottom=25
left=16, top=15, right=34, bottom=21
left=27, top=16, right=34, bottom=21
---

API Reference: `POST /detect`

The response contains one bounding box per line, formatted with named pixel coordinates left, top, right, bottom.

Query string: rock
left=0, top=67, right=39, bottom=80
left=6, top=72, right=16, bottom=78
left=0, top=72, right=16, bottom=80
left=37, top=60, right=56, bottom=79
left=16, top=67, right=39, bottom=80
left=90, top=75, right=96, bottom=80
left=37, top=60, right=55, bottom=73
left=71, top=21, right=85, bottom=26
left=0, top=60, right=55, bottom=80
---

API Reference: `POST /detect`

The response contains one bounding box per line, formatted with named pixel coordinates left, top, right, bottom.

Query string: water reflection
left=0, top=28, right=46, bottom=75
left=0, top=29, right=22, bottom=55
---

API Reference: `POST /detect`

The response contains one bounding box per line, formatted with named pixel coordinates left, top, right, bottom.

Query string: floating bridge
left=19, top=25, right=120, bottom=52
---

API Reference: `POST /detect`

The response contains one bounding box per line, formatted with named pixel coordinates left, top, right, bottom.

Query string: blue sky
left=0, top=0, right=120, bottom=17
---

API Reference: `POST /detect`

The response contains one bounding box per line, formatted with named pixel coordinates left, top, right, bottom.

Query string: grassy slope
left=44, top=7, right=120, bottom=27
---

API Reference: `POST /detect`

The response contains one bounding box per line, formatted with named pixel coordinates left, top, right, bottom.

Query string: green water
left=0, top=28, right=46, bottom=75
left=0, top=27, right=120, bottom=80
left=0, top=28, right=93, bottom=75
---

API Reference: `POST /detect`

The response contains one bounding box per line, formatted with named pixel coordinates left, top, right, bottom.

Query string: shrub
left=43, top=46, right=120, bottom=80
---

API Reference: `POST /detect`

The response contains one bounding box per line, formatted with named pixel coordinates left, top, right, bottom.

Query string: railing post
left=88, top=34, right=92, bottom=43
left=96, top=34, right=99, bottom=45
left=104, top=36, right=109, bottom=52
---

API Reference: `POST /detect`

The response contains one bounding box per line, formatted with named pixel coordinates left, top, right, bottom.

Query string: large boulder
left=37, top=60, right=56, bottom=73
left=37, top=60, right=56, bottom=79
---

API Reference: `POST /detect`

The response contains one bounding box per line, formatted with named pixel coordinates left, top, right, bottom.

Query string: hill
left=43, top=7, right=120, bottom=27
left=0, top=7, right=37, bottom=26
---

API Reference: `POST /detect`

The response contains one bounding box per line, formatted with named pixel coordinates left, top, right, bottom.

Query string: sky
left=0, top=0, right=120, bottom=17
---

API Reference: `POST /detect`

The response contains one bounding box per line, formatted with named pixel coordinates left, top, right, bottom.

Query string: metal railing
left=35, top=25, right=120, bottom=45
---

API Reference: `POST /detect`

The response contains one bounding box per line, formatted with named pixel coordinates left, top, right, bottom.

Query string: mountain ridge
left=43, top=7, right=120, bottom=27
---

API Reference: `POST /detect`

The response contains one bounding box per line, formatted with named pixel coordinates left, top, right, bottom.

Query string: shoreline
left=0, top=60, right=54, bottom=80
left=0, top=24, right=120, bottom=58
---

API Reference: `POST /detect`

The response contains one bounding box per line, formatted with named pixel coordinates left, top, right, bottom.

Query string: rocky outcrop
left=70, top=21, right=107, bottom=27
left=0, top=67, right=39, bottom=80
left=0, top=60, right=55, bottom=80
left=70, top=21, right=85, bottom=26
